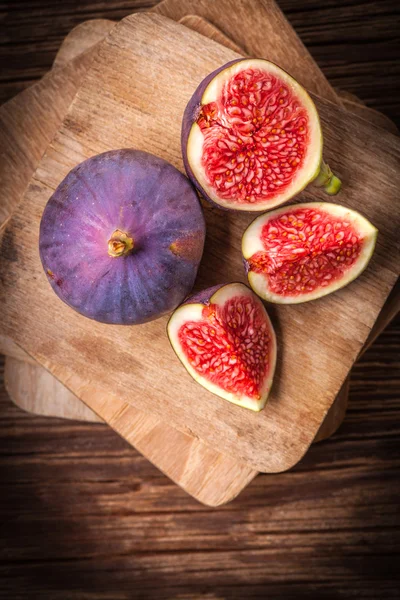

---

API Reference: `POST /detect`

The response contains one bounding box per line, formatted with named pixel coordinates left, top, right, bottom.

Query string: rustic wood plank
left=0, top=13, right=399, bottom=474
left=338, top=93, right=398, bottom=135
left=179, top=14, right=246, bottom=54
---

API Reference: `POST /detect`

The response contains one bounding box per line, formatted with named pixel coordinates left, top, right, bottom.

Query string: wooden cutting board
left=0, top=6, right=351, bottom=504
left=6, top=14, right=397, bottom=431
left=52, top=19, right=115, bottom=69
left=1, top=14, right=399, bottom=475
left=5, top=356, right=102, bottom=422
left=1, top=6, right=398, bottom=504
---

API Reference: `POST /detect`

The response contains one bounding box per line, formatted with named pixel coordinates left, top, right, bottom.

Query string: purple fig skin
left=181, top=59, right=243, bottom=211
left=39, top=149, right=206, bottom=325
left=183, top=284, right=226, bottom=306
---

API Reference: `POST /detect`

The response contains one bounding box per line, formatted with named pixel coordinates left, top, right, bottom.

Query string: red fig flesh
left=168, top=283, right=277, bottom=411
left=182, top=58, right=341, bottom=212
left=242, top=203, right=377, bottom=303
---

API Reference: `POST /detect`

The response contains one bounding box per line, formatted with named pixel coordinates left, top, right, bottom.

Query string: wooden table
left=1, top=1, right=399, bottom=598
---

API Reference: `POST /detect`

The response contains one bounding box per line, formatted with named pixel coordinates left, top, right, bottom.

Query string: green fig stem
left=313, top=160, right=342, bottom=195
left=108, top=229, right=134, bottom=257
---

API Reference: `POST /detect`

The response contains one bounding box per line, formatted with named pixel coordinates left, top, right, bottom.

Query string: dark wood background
left=0, top=1, right=399, bottom=598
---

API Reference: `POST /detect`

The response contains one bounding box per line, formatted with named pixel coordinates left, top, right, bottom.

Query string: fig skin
left=39, top=149, right=206, bottom=325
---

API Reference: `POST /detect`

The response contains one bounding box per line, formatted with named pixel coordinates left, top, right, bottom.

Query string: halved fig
left=242, top=202, right=377, bottom=304
left=39, top=149, right=206, bottom=324
left=182, top=58, right=341, bottom=212
left=167, top=283, right=277, bottom=411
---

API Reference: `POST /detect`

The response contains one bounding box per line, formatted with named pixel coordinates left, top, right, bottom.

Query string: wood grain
left=5, top=357, right=102, bottom=422
left=1, top=2, right=399, bottom=596
left=179, top=14, right=244, bottom=54
left=154, top=0, right=341, bottom=105
left=0, top=52, right=95, bottom=233
left=0, top=13, right=399, bottom=474
left=338, top=94, right=399, bottom=135
left=0, top=335, right=36, bottom=366
left=53, top=19, right=115, bottom=69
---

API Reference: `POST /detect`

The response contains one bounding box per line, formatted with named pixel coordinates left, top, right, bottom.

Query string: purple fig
left=39, top=149, right=206, bottom=324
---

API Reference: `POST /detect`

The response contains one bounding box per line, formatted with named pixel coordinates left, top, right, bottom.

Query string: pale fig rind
left=168, top=282, right=277, bottom=411
left=242, top=202, right=377, bottom=304
left=182, top=58, right=341, bottom=213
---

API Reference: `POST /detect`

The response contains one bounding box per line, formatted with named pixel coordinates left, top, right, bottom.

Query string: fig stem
left=313, top=160, right=342, bottom=195
left=107, top=229, right=134, bottom=257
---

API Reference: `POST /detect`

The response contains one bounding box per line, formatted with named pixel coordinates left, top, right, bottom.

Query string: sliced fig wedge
left=167, top=283, right=277, bottom=411
left=242, top=202, right=377, bottom=304
left=182, top=58, right=341, bottom=212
